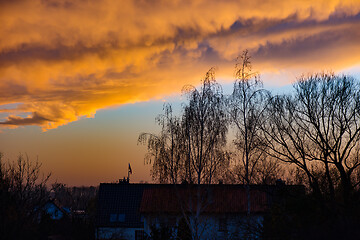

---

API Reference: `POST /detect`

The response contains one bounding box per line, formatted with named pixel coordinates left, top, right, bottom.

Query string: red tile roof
left=139, top=185, right=267, bottom=214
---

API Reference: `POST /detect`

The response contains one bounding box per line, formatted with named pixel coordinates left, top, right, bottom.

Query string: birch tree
left=228, top=50, right=272, bottom=186
left=138, top=104, right=185, bottom=184
left=139, top=68, right=229, bottom=240
left=182, top=67, right=229, bottom=185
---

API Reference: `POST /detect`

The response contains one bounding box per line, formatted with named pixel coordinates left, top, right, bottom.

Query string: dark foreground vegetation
left=140, top=51, right=360, bottom=239
left=0, top=153, right=97, bottom=240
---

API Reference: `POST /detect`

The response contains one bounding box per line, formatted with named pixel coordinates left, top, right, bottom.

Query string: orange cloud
left=0, top=0, right=359, bottom=130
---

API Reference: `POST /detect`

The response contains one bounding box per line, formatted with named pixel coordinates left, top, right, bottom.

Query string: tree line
left=139, top=50, right=360, bottom=239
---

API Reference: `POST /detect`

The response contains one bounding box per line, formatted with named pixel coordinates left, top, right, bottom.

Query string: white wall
left=96, top=227, right=144, bottom=240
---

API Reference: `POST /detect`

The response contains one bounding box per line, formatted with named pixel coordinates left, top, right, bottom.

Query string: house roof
left=139, top=185, right=268, bottom=214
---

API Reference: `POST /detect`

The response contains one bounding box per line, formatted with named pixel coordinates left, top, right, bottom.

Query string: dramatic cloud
left=0, top=0, right=359, bottom=130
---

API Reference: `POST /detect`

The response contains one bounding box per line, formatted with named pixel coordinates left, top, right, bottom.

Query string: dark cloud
left=0, top=112, right=50, bottom=126
left=40, top=0, right=75, bottom=9
left=253, top=25, right=360, bottom=62
left=0, top=43, right=108, bottom=67
left=0, top=82, right=28, bottom=102
left=104, top=66, right=139, bottom=80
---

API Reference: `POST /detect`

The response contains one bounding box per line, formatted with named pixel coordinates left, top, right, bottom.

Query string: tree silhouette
left=139, top=104, right=185, bottom=183
left=264, top=73, right=360, bottom=203
left=139, top=54, right=360, bottom=239
left=228, top=50, right=281, bottom=186
left=139, top=68, right=229, bottom=185
left=0, top=153, right=50, bottom=240
left=182, top=68, right=229, bottom=185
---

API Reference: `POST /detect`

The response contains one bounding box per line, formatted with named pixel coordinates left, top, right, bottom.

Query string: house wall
left=143, top=213, right=179, bottom=235
left=96, top=227, right=144, bottom=240
left=142, top=213, right=264, bottom=240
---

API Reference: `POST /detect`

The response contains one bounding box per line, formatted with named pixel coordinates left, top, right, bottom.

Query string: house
left=95, top=182, right=304, bottom=240
left=140, top=184, right=268, bottom=239
left=40, top=199, right=68, bottom=221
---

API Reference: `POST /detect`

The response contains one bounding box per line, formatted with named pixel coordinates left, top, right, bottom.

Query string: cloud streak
left=0, top=0, right=359, bottom=129
left=0, top=112, right=50, bottom=126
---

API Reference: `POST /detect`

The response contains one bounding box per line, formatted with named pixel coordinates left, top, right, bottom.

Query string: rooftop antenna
left=127, top=163, right=132, bottom=183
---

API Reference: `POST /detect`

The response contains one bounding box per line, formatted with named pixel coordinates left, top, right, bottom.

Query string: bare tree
left=182, top=67, right=229, bottom=185
left=7, top=154, right=50, bottom=207
left=263, top=73, right=360, bottom=203
left=138, top=104, right=185, bottom=184
left=228, top=50, right=277, bottom=186
left=0, top=153, right=51, bottom=239
left=139, top=68, right=229, bottom=185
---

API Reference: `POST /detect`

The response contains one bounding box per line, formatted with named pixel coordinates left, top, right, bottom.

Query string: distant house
left=95, top=182, right=304, bottom=240
left=40, top=199, right=68, bottom=221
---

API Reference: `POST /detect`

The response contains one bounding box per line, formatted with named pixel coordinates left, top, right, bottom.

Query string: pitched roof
left=140, top=185, right=268, bottom=214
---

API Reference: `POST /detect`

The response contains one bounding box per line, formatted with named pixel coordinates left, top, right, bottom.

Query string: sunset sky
left=1, top=0, right=360, bottom=186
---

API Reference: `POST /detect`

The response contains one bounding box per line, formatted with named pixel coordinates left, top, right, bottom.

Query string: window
left=109, top=213, right=126, bottom=222
left=118, top=213, right=125, bottom=222
left=135, top=230, right=145, bottom=240
left=110, top=214, right=117, bottom=222
left=218, top=218, right=227, bottom=232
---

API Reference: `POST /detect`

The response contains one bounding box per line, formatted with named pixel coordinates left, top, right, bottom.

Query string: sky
left=0, top=0, right=360, bottom=186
